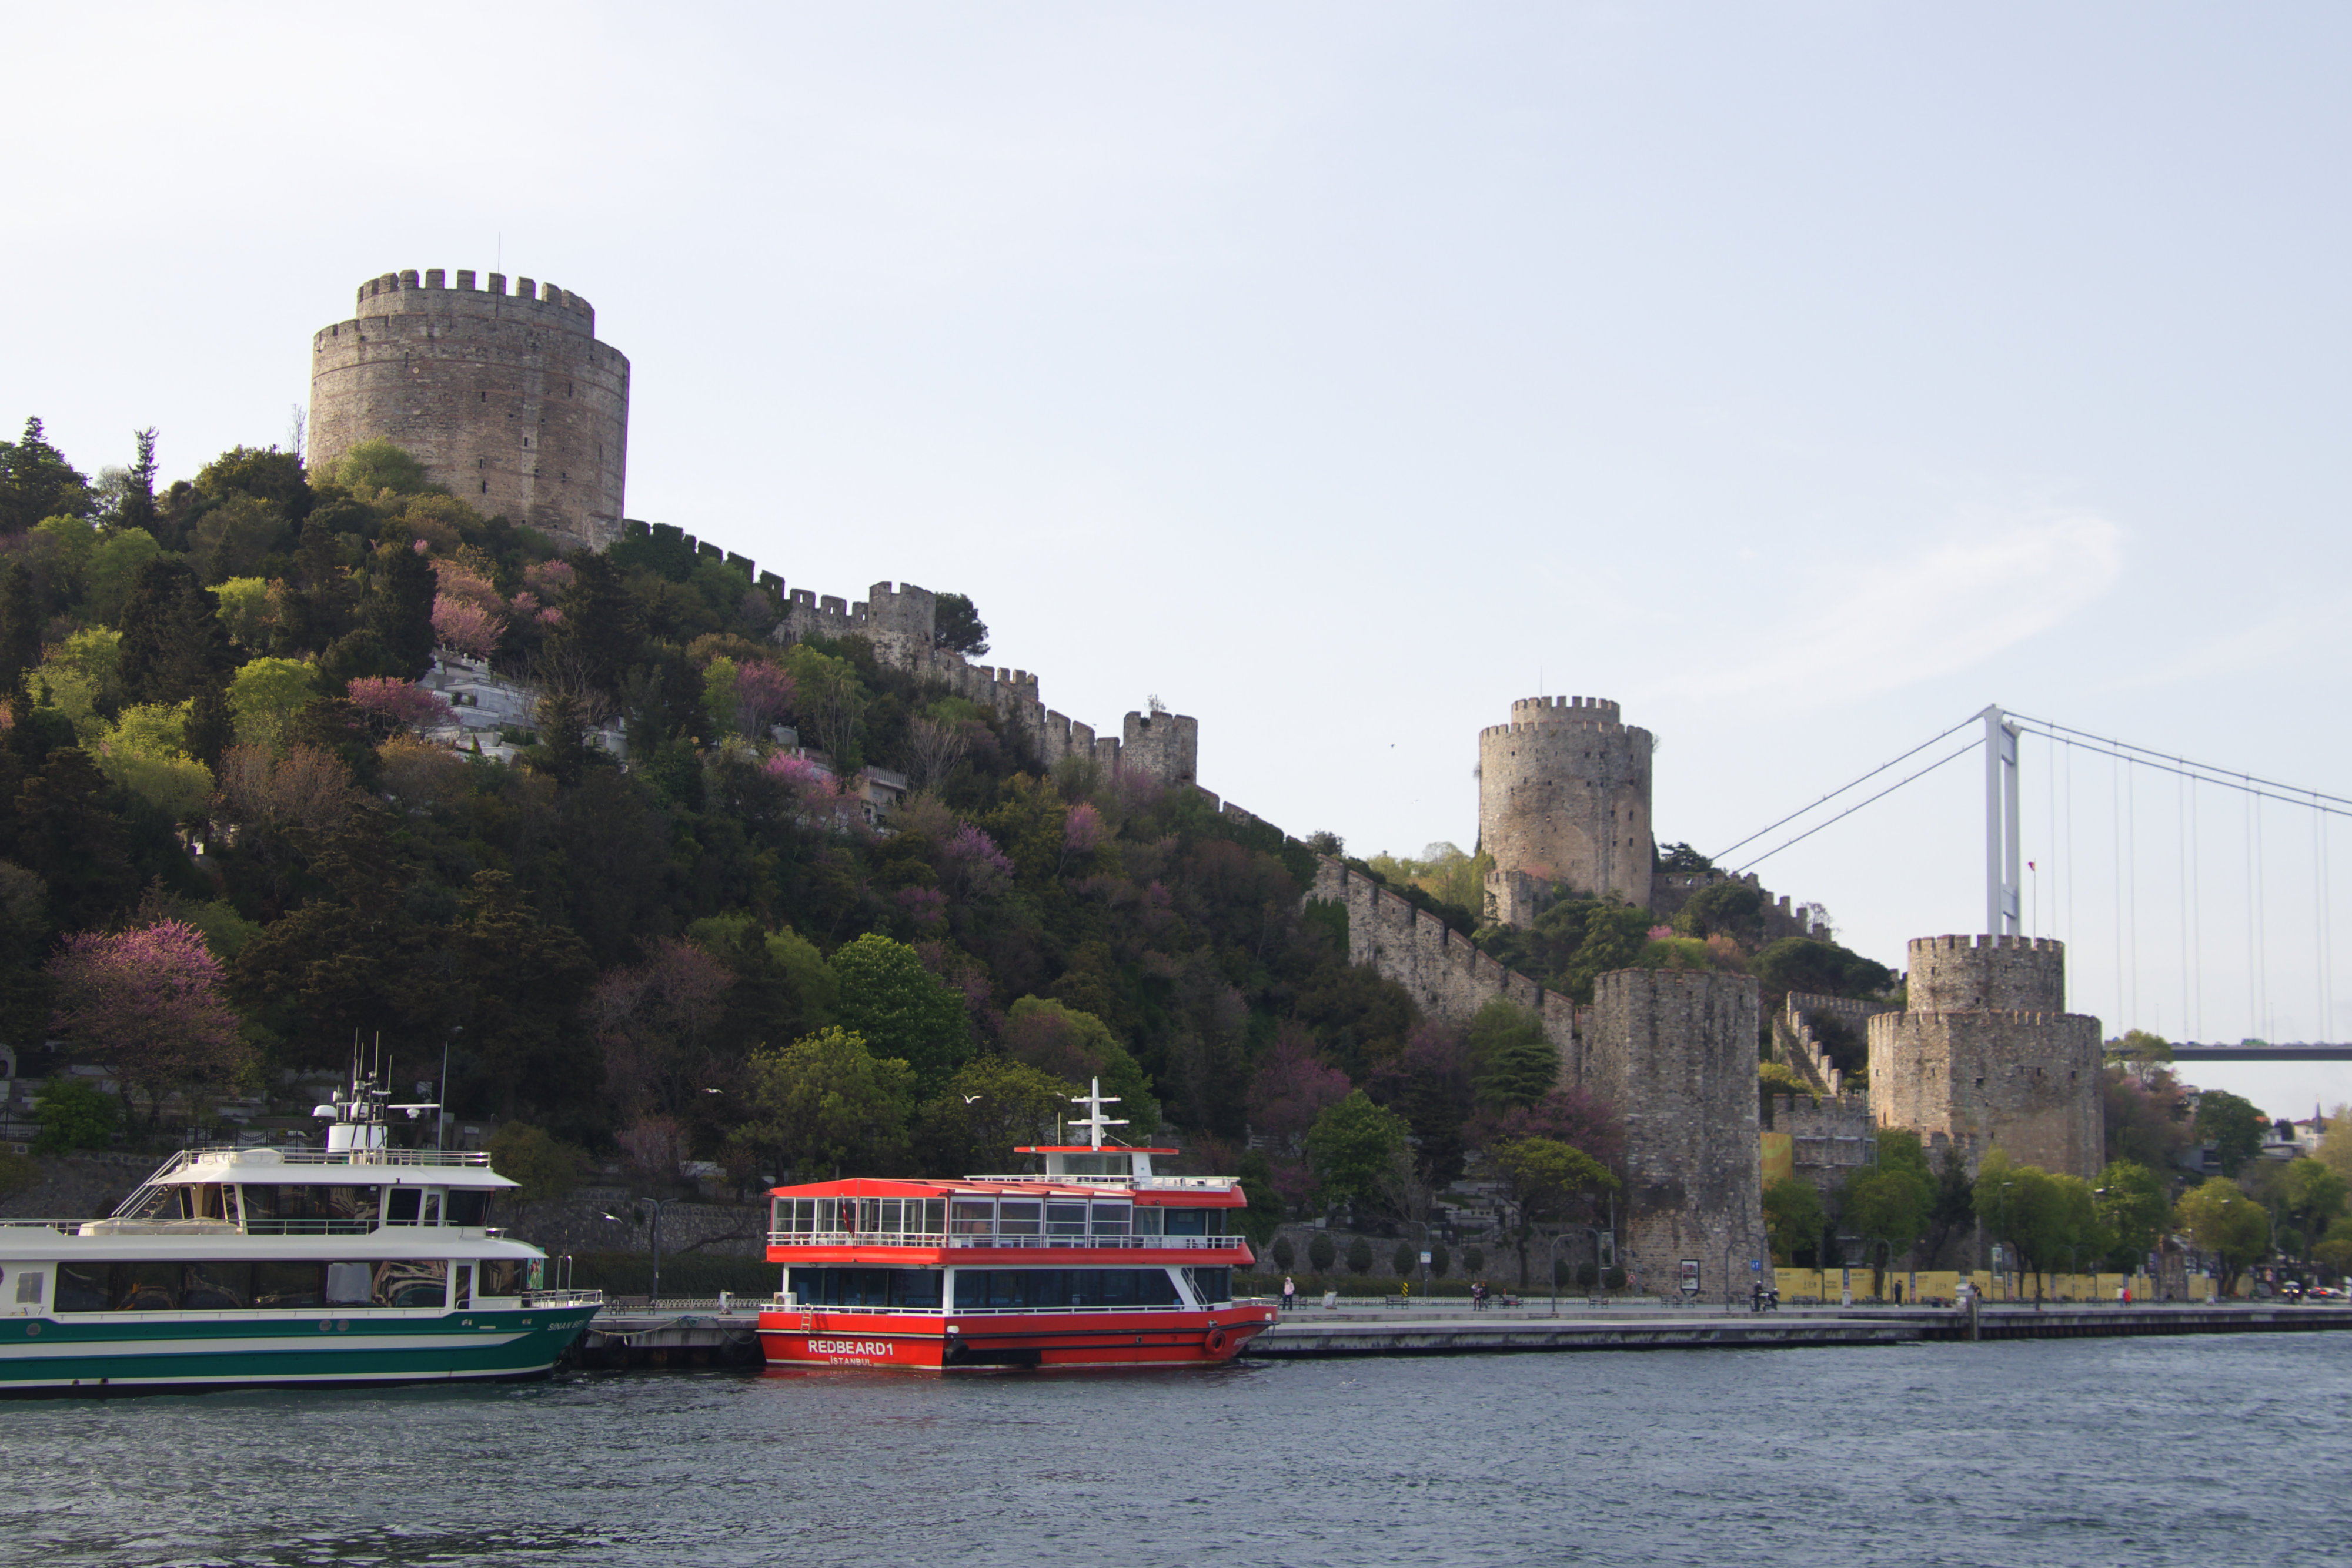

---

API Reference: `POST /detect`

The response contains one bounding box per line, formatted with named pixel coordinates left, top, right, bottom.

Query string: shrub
left=1392, top=1241, right=1416, bottom=1277
left=1345, top=1236, right=1374, bottom=1275
left=1308, top=1232, right=1335, bottom=1272
left=1271, top=1236, right=1295, bottom=1271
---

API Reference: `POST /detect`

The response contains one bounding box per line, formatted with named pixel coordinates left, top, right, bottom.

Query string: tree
left=1244, top=1024, right=1351, bottom=1154
left=325, top=438, right=433, bottom=497
left=1487, top=1134, right=1617, bottom=1286
left=31, top=1076, right=120, bottom=1154
left=2175, top=1176, right=2270, bottom=1295
left=1764, top=1175, right=1825, bottom=1266
left=453, top=871, right=598, bottom=1122
left=830, top=932, right=972, bottom=1095
left=1001, top=995, right=1160, bottom=1134
left=1841, top=1167, right=1931, bottom=1295
left=2280, top=1158, right=2348, bottom=1265
left=363, top=540, right=439, bottom=679
left=45, top=920, right=249, bottom=1136
left=486, top=1122, right=584, bottom=1203
left=2193, top=1089, right=2266, bottom=1177
left=9, top=747, right=137, bottom=931
left=116, top=559, right=233, bottom=706
left=2319, top=1104, right=2352, bottom=1185
left=1751, top=937, right=1897, bottom=1000
left=1344, top=1235, right=1374, bottom=1275
left=913, top=1056, right=1079, bottom=1176
left=591, top=937, right=734, bottom=1124
left=83, top=528, right=162, bottom=625
left=1975, top=1152, right=2103, bottom=1300
left=0, top=416, right=91, bottom=532
left=546, top=549, right=638, bottom=696
left=2093, top=1159, right=2169, bottom=1270
left=1391, top=1240, right=1416, bottom=1278
left=226, top=658, right=318, bottom=751
left=739, top=1027, right=916, bottom=1179
left=1466, top=998, right=1558, bottom=1111
left=933, top=593, right=990, bottom=657
left=2104, top=1060, right=2193, bottom=1170
left=1367, top=1022, right=1475, bottom=1182
left=0, top=562, right=38, bottom=693
left=1304, top=1089, right=1411, bottom=1211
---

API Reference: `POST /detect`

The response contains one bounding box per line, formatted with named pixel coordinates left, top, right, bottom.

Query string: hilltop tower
left=1866, top=935, right=2103, bottom=1179
left=309, top=268, right=630, bottom=552
left=1479, top=696, right=1653, bottom=922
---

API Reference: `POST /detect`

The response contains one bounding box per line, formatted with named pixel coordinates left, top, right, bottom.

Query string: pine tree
left=184, top=680, right=233, bottom=773
left=548, top=549, right=639, bottom=694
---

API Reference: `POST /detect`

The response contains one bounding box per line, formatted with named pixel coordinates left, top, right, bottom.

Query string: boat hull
left=757, top=1306, right=1275, bottom=1370
left=0, top=1306, right=600, bottom=1396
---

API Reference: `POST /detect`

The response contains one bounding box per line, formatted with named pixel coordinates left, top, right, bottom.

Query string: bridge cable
left=2006, top=714, right=2352, bottom=814
left=1706, top=713, right=1982, bottom=865
left=1729, top=738, right=1982, bottom=875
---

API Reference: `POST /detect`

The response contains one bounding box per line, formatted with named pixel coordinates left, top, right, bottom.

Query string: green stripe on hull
left=0, top=1309, right=597, bottom=1392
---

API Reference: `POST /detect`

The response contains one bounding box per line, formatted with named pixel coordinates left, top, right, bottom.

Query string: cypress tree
left=0, top=561, right=39, bottom=693
left=363, top=540, right=437, bottom=678
left=118, top=559, right=233, bottom=706
left=549, top=550, right=639, bottom=695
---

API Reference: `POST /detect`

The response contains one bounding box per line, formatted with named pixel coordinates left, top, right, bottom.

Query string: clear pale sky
left=8, top=4, right=2349, bottom=1115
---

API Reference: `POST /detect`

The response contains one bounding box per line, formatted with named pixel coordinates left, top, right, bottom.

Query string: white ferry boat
left=0, top=1072, right=599, bottom=1395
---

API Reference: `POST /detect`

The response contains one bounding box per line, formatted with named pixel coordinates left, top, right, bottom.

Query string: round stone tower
left=309, top=268, right=630, bottom=552
left=1478, top=695, right=1653, bottom=912
left=1867, top=935, right=2102, bottom=1179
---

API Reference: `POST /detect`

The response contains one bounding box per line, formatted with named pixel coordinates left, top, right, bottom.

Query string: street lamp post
left=1583, top=1225, right=1609, bottom=1308
left=603, top=1197, right=675, bottom=1308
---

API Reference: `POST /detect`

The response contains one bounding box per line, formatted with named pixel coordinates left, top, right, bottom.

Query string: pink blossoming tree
left=46, top=920, right=249, bottom=1135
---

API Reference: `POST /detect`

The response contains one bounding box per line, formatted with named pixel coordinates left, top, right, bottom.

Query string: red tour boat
left=757, top=1082, right=1275, bottom=1370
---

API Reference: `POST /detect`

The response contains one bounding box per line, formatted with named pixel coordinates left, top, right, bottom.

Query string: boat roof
left=767, top=1176, right=1245, bottom=1206
left=139, top=1146, right=516, bottom=1188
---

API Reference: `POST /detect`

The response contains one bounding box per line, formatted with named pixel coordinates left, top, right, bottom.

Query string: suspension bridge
left=1713, top=704, right=2352, bottom=1063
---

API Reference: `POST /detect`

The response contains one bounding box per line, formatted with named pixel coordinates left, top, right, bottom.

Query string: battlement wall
left=1906, top=934, right=2067, bottom=1012
left=1770, top=1092, right=1880, bottom=1196
left=1506, top=694, right=1622, bottom=725
left=1309, top=858, right=1581, bottom=1062
left=753, top=574, right=1191, bottom=787
left=310, top=264, right=628, bottom=552
left=349, top=268, right=599, bottom=333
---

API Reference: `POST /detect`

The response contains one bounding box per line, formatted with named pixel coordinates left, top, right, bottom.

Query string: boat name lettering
left=811, top=1339, right=891, bottom=1357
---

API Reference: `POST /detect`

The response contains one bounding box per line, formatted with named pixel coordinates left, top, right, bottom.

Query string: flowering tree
left=46, top=920, right=248, bottom=1135
left=592, top=938, right=733, bottom=1121
left=431, top=594, right=505, bottom=659
left=732, top=660, right=795, bottom=737
left=344, top=675, right=455, bottom=740
left=1247, top=1024, right=1353, bottom=1154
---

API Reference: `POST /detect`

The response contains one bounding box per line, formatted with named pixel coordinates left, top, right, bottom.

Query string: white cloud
left=1651, top=507, right=2125, bottom=705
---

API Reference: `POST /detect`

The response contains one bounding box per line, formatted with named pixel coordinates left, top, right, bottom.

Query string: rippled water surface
left=5, top=1335, right=2347, bottom=1566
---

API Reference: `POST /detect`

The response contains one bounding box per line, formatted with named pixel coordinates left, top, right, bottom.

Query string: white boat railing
left=767, top=1229, right=1248, bottom=1251
left=518, top=1289, right=604, bottom=1309
left=153, top=1146, right=493, bottom=1177
left=0, top=1218, right=88, bottom=1233
left=963, top=1172, right=1240, bottom=1191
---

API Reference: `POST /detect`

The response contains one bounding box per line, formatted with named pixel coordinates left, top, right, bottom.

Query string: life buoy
left=1204, top=1325, right=1227, bottom=1355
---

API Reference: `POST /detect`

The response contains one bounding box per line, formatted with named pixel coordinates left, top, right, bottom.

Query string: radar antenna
left=1068, top=1077, right=1127, bottom=1151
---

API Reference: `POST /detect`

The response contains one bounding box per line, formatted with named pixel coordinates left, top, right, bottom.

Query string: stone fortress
left=309, top=268, right=2100, bottom=1283
left=309, top=268, right=632, bottom=553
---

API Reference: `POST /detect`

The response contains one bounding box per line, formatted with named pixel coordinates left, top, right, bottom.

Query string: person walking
left=1282, top=1275, right=1297, bottom=1312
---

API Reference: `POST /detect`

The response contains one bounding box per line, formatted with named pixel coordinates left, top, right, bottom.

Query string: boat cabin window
left=1131, top=1206, right=1162, bottom=1236
left=844, top=1197, right=947, bottom=1236
left=997, top=1201, right=1041, bottom=1238
left=423, top=1190, right=442, bottom=1225
left=950, top=1268, right=1181, bottom=1310
left=786, top=1267, right=941, bottom=1309
left=1044, top=1202, right=1087, bottom=1238
left=950, top=1198, right=995, bottom=1236
left=1058, top=1154, right=1130, bottom=1176
left=386, top=1188, right=423, bottom=1225
left=1160, top=1207, right=1222, bottom=1236
left=50, top=1260, right=453, bottom=1311
left=445, top=1189, right=492, bottom=1228
left=1090, top=1201, right=1131, bottom=1236
left=479, top=1259, right=523, bottom=1297
left=116, top=1183, right=237, bottom=1222
left=238, top=1185, right=382, bottom=1234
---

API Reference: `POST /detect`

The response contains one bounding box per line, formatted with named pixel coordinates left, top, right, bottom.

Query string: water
left=4, top=1336, right=2344, bottom=1567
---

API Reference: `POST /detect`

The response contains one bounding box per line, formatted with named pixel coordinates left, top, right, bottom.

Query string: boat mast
left=1068, top=1077, right=1127, bottom=1151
